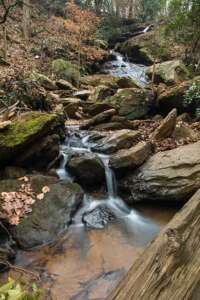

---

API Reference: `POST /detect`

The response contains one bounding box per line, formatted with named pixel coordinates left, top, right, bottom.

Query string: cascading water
left=103, top=51, right=148, bottom=86
left=56, top=126, right=159, bottom=239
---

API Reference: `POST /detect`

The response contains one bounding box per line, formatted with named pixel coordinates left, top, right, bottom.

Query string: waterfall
left=103, top=51, right=148, bottom=86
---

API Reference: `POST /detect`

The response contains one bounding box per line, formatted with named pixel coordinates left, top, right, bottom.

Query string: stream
left=12, top=52, right=177, bottom=300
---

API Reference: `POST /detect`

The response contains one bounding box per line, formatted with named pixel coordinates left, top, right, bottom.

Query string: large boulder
left=157, top=76, right=200, bottom=114
left=68, top=154, right=105, bottom=187
left=91, top=129, right=140, bottom=154
left=105, top=88, right=153, bottom=120
left=109, top=141, right=152, bottom=172
left=52, top=59, right=80, bottom=87
left=117, top=31, right=172, bottom=65
left=0, top=112, right=65, bottom=169
left=11, top=175, right=83, bottom=249
left=146, top=60, right=190, bottom=85
left=119, top=141, right=200, bottom=204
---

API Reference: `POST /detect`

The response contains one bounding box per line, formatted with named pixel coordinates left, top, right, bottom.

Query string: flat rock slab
left=119, top=141, right=200, bottom=204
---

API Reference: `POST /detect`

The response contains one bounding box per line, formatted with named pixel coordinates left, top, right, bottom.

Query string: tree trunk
left=107, top=189, right=200, bottom=300
left=3, top=25, right=7, bottom=60
left=23, top=0, right=31, bottom=41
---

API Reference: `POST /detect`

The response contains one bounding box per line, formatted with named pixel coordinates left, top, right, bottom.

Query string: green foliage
left=0, top=278, right=42, bottom=300
left=51, top=59, right=80, bottom=86
left=183, top=82, right=200, bottom=117
left=139, top=0, right=166, bottom=21
left=164, top=0, right=200, bottom=49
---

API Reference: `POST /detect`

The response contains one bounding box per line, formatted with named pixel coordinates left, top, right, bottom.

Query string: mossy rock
left=146, top=60, right=190, bottom=85
left=52, top=59, right=80, bottom=87
left=0, top=112, right=60, bottom=167
left=81, top=74, right=118, bottom=89
left=104, top=88, right=153, bottom=120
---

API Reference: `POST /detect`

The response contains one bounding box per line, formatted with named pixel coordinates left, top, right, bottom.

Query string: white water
left=143, top=25, right=151, bottom=33
left=56, top=126, right=159, bottom=237
left=103, top=51, right=148, bottom=86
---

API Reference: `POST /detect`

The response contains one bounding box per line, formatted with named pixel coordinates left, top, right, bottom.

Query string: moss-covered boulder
left=117, top=31, right=171, bottom=65
left=146, top=60, right=190, bottom=85
left=157, top=76, right=200, bottom=114
left=104, top=88, right=153, bottom=120
left=31, top=72, right=57, bottom=90
left=52, top=59, right=80, bottom=87
left=0, top=112, right=65, bottom=169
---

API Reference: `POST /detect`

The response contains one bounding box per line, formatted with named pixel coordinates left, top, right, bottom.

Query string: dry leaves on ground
left=0, top=177, right=50, bottom=225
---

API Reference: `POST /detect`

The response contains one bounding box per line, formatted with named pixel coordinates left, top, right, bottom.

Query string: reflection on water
left=14, top=205, right=176, bottom=300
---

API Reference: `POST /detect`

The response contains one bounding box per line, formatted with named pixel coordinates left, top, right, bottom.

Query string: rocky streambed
left=0, top=29, right=200, bottom=299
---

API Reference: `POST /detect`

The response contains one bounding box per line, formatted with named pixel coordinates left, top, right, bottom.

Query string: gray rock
left=12, top=175, right=83, bottom=249
left=92, top=129, right=140, bottom=154
left=119, top=141, right=200, bottom=204
left=110, top=141, right=152, bottom=171
left=82, top=206, right=115, bottom=229
left=68, top=154, right=105, bottom=187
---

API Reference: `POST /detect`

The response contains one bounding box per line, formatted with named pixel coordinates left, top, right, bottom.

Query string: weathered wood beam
left=108, top=189, right=200, bottom=300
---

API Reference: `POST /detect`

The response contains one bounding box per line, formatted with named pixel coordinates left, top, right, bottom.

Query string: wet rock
left=146, top=60, right=190, bottom=85
left=68, top=154, right=105, bottom=187
left=0, top=112, right=65, bottom=169
left=85, top=102, right=113, bottom=117
left=105, top=88, right=153, bottom=120
left=56, top=79, right=76, bottom=91
left=157, top=76, right=200, bottom=114
left=82, top=206, right=115, bottom=229
left=119, top=141, right=200, bottom=204
left=151, top=109, right=177, bottom=140
left=12, top=175, right=83, bottom=249
left=92, top=129, right=140, bottom=154
left=110, top=141, right=152, bottom=172
left=81, top=109, right=116, bottom=130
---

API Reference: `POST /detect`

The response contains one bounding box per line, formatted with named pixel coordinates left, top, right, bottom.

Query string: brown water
left=11, top=204, right=177, bottom=300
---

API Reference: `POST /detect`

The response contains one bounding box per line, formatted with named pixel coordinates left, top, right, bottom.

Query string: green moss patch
left=0, top=112, right=56, bottom=149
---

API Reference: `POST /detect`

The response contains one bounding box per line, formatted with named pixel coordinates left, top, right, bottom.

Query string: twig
left=0, top=260, right=40, bottom=280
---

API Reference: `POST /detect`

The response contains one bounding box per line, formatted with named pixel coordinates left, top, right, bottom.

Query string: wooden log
left=108, top=189, right=200, bottom=300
